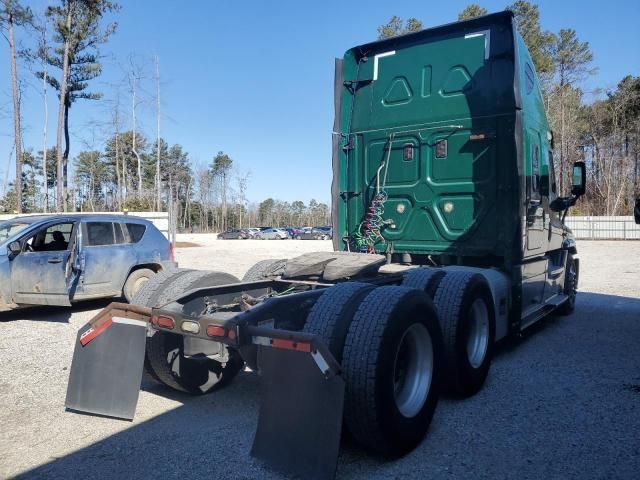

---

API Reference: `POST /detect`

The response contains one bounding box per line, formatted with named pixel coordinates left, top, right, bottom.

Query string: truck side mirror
left=7, top=241, right=21, bottom=258
left=571, top=162, right=586, bottom=197
left=634, top=198, right=640, bottom=225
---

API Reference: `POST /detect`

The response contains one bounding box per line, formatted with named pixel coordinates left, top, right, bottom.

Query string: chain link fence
left=565, top=216, right=640, bottom=240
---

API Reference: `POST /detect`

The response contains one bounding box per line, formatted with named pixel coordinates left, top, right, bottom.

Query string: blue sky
left=1, top=0, right=639, bottom=204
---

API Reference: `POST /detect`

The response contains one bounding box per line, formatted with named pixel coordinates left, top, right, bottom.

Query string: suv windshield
left=0, top=221, right=30, bottom=242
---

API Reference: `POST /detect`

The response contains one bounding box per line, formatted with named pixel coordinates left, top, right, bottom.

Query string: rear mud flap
left=65, top=303, right=151, bottom=420
left=252, top=345, right=345, bottom=480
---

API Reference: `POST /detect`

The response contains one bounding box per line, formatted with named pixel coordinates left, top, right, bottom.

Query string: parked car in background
left=245, top=228, right=261, bottom=238
left=0, top=214, right=175, bottom=311
left=255, top=228, right=289, bottom=240
left=298, top=227, right=329, bottom=240
left=217, top=229, right=249, bottom=240
left=315, top=226, right=333, bottom=239
left=286, top=227, right=305, bottom=239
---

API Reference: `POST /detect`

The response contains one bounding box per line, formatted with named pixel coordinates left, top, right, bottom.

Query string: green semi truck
left=65, top=11, right=586, bottom=480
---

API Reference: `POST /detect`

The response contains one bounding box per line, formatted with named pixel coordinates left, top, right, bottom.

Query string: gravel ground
left=1, top=238, right=639, bottom=479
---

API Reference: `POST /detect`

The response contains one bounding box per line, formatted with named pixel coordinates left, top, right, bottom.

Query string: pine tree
left=1, top=0, right=33, bottom=213
left=377, top=16, right=423, bottom=39
left=212, top=152, right=233, bottom=231
left=458, top=4, right=488, bottom=21
left=40, top=0, right=119, bottom=211
left=507, top=1, right=555, bottom=75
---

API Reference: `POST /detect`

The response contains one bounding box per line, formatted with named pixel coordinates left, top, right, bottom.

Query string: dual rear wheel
left=137, top=259, right=288, bottom=394
left=402, top=268, right=495, bottom=396
left=302, top=268, right=496, bottom=455
left=134, top=268, right=244, bottom=395
left=304, top=283, right=443, bottom=455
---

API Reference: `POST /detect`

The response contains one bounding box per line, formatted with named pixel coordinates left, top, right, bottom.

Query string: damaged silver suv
left=0, top=214, right=176, bottom=311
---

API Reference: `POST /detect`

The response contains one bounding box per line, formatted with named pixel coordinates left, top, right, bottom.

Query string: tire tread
left=433, top=271, right=494, bottom=395
left=303, top=282, right=374, bottom=361
left=342, top=286, right=414, bottom=451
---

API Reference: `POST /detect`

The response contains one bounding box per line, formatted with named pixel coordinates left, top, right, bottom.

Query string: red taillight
left=169, top=242, right=175, bottom=262
left=206, top=325, right=226, bottom=338
left=154, top=315, right=175, bottom=330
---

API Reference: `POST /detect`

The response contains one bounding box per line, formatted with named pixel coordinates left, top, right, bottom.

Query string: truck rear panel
left=333, top=13, right=520, bottom=260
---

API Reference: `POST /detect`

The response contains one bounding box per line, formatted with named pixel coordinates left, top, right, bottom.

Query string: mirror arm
left=560, top=195, right=579, bottom=224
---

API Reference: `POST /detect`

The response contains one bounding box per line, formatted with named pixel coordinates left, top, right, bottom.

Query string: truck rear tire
left=433, top=271, right=495, bottom=397
left=135, top=270, right=244, bottom=395
left=556, top=254, right=578, bottom=316
left=130, top=267, right=189, bottom=307
left=402, top=268, right=446, bottom=298
left=342, top=286, right=443, bottom=455
left=302, top=282, right=376, bottom=362
left=242, top=259, right=287, bottom=281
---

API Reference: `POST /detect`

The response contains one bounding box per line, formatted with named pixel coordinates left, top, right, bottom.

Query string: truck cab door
left=525, top=135, right=545, bottom=255
left=543, top=150, right=564, bottom=250
left=11, top=221, right=79, bottom=306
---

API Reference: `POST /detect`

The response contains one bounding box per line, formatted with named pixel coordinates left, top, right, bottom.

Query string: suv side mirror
left=571, top=162, right=586, bottom=197
left=634, top=198, right=640, bottom=225
left=7, top=241, right=21, bottom=258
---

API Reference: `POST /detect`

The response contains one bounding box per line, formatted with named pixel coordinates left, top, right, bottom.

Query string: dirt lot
left=1, top=238, right=639, bottom=479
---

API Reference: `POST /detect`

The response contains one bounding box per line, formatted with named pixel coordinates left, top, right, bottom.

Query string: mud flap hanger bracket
left=248, top=325, right=341, bottom=378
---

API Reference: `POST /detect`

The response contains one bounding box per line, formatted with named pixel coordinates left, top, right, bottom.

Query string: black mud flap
left=65, top=312, right=148, bottom=420
left=251, top=345, right=345, bottom=480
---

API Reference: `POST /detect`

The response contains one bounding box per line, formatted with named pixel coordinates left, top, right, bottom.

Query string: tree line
left=0, top=130, right=331, bottom=230
left=380, top=1, right=640, bottom=216
left=0, top=0, right=330, bottom=230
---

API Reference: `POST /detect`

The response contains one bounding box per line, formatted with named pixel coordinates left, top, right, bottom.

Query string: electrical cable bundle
left=351, top=133, right=394, bottom=254
left=353, top=191, right=388, bottom=253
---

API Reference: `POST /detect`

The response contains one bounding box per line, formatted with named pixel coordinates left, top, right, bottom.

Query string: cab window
left=532, top=144, right=539, bottom=190
left=548, top=151, right=557, bottom=195
left=24, top=222, right=74, bottom=252
left=125, top=223, right=146, bottom=243
left=85, top=222, right=116, bottom=246
left=0, top=221, right=29, bottom=241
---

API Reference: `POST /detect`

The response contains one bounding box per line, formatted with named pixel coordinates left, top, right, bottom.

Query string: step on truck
left=65, top=12, right=586, bottom=480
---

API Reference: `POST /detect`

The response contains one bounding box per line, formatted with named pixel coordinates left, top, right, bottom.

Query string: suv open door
left=10, top=221, right=80, bottom=306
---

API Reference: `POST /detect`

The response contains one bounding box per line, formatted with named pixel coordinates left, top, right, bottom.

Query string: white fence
left=2, top=212, right=637, bottom=240
left=565, top=216, right=640, bottom=240
left=0, top=211, right=170, bottom=239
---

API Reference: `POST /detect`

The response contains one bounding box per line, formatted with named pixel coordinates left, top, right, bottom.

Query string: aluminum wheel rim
left=393, top=323, right=433, bottom=418
left=467, top=298, right=489, bottom=368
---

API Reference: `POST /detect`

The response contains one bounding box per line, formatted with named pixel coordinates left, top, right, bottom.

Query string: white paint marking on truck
left=311, top=350, right=331, bottom=376
left=465, top=30, right=491, bottom=60
left=112, top=316, right=147, bottom=328
left=373, top=51, right=396, bottom=81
